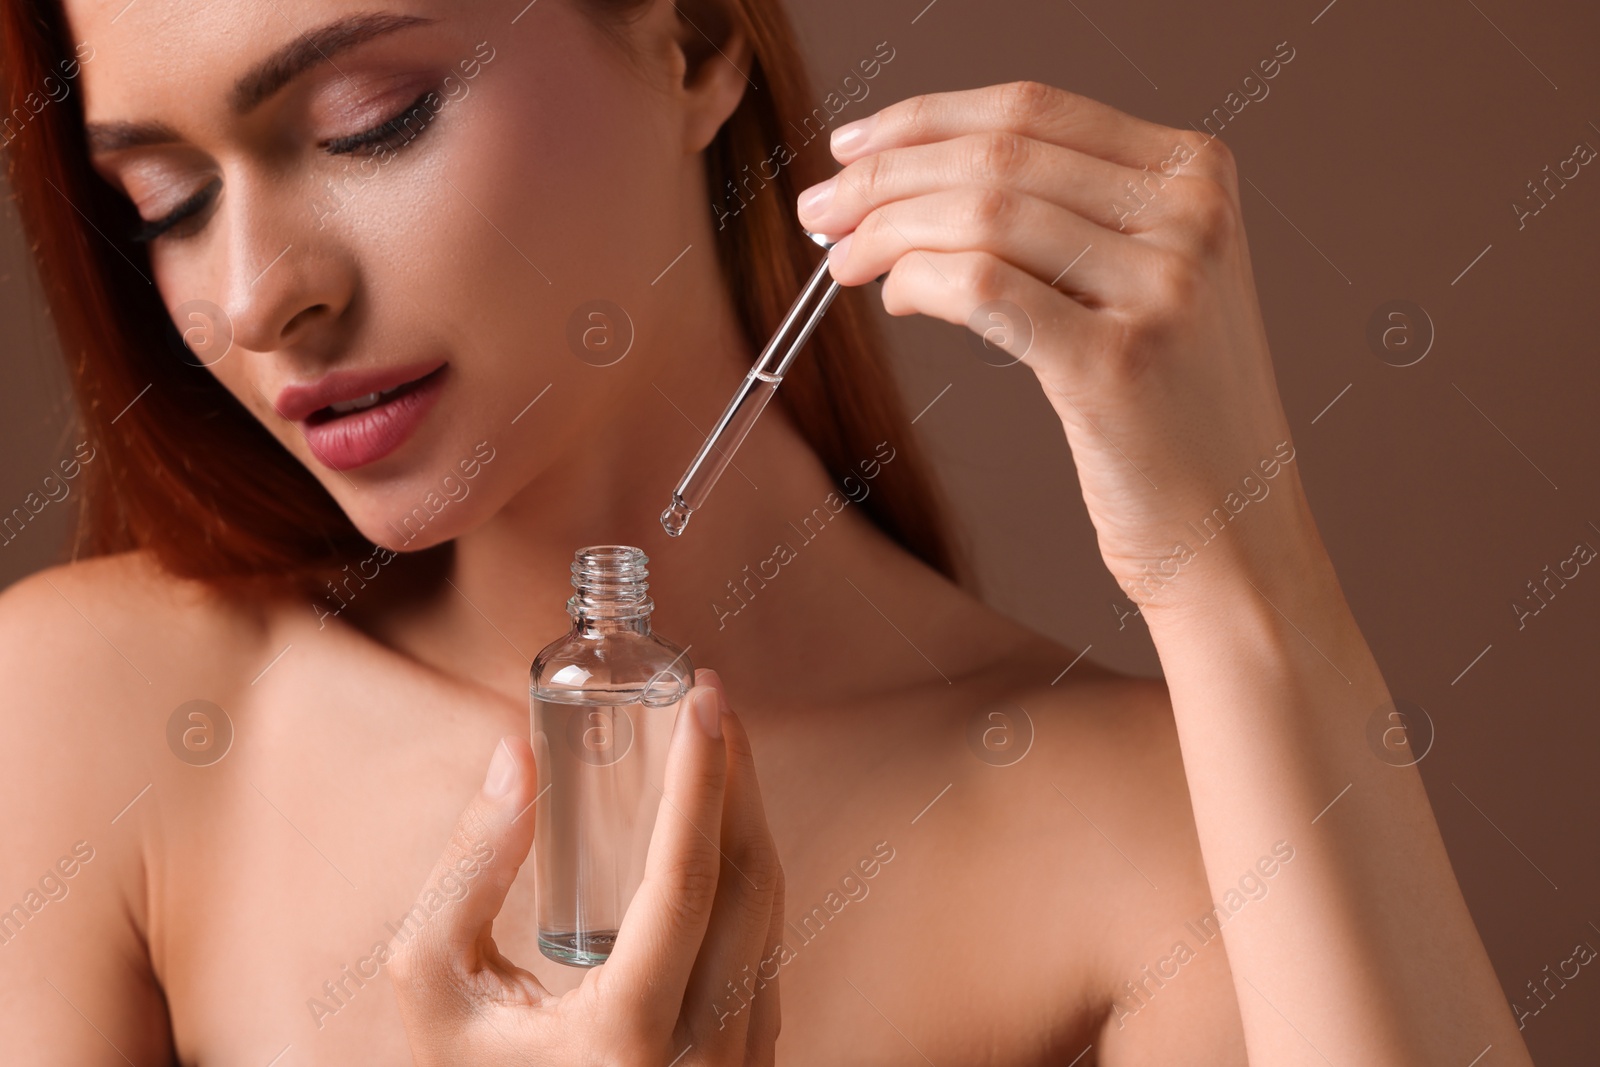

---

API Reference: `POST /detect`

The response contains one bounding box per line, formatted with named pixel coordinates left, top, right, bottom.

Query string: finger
left=800, top=133, right=1178, bottom=238
left=681, top=675, right=783, bottom=1051
left=689, top=671, right=785, bottom=1063
left=743, top=797, right=787, bottom=1061
left=604, top=678, right=729, bottom=1030
left=389, top=736, right=548, bottom=1006
left=830, top=81, right=1194, bottom=173
left=878, top=249, right=1113, bottom=387
left=824, top=188, right=1162, bottom=309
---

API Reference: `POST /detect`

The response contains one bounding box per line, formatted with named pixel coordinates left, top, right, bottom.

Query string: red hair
left=1, top=0, right=965, bottom=595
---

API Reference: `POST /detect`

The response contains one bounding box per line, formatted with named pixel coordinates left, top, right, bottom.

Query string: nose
left=217, top=177, right=356, bottom=356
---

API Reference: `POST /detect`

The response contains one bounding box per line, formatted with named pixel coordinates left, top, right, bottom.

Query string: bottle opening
left=569, top=545, right=653, bottom=620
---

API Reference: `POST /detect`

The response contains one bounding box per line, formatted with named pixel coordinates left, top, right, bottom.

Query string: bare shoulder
left=0, top=547, right=279, bottom=835
left=0, top=550, right=284, bottom=871
left=0, top=550, right=289, bottom=716
left=0, top=549, right=274, bottom=662
left=0, top=552, right=266, bottom=1059
left=0, top=550, right=288, bottom=818
left=950, top=637, right=1250, bottom=1062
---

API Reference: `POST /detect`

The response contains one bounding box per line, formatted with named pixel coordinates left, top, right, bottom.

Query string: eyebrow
left=84, top=12, right=434, bottom=154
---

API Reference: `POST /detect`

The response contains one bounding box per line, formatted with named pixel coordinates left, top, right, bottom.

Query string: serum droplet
left=660, top=500, right=692, bottom=537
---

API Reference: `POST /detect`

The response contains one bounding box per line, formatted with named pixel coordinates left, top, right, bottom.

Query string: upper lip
left=274, top=359, right=447, bottom=423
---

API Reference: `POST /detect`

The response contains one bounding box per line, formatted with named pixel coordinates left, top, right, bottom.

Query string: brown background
left=3, top=0, right=1596, bottom=1060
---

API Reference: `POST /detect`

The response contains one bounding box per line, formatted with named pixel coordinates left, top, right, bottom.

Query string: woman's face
left=68, top=0, right=734, bottom=549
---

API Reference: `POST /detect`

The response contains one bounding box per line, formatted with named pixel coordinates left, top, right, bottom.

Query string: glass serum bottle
left=530, top=546, right=694, bottom=967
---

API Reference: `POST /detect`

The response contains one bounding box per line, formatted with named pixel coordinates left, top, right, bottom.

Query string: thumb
left=391, top=735, right=540, bottom=983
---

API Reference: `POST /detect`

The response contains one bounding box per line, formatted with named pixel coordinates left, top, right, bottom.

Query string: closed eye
left=322, top=91, right=440, bottom=156
left=129, top=177, right=222, bottom=244
left=125, top=91, right=440, bottom=244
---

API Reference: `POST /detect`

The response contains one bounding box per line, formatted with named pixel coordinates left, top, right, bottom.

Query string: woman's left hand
left=799, top=81, right=1314, bottom=614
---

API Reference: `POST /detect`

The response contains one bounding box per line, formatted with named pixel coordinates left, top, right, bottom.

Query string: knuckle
left=385, top=939, right=435, bottom=994
left=386, top=944, right=416, bottom=987
left=1175, top=130, right=1211, bottom=164
left=735, top=841, right=783, bottom=902
left=954, top=252, right=1008, bottom=304
left=657, top=851, right=721, bottom=922
left=859, top=207, right=895, bottom=249
left=968, top=130, right=1026, bottom=183
left=892, top=92, right=931, bottom=137
left=728, top=876, right=777, bottom=931
left=1151, top=248, right=1201, bottom=307
left=456, top=813, right=495, bottom=856
left=961, top=186, right=1016, bottom=235
left=996, top=79, right=1056, bottom=125
left=1200, top=133, right=1239, bottom=181
left=1177, top=131, right=1238, bottom=191
left=1170, top=177, right=1237, bottom=258
left=850, top=149, right=887, bottom=200
left=445, top=798, right=499, bottom=856
left=1123, top=249, right=1198, bottom=353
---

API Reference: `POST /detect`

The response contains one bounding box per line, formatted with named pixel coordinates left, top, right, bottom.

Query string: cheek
left=343, top=12, right=687, bottom=500
left=413, top=16, right=682, bottom=319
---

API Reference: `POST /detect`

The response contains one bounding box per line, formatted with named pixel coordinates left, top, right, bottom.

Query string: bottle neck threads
left=568, top=545, right=654, bottom=628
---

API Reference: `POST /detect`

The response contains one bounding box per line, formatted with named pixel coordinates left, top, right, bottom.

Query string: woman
left=0, top=0, right=1531, bottom=1063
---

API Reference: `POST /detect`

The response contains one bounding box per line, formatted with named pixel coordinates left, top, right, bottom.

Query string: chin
left=336, top=436, right=505, bottom=552
left=351, top=503, right=472, bottom=555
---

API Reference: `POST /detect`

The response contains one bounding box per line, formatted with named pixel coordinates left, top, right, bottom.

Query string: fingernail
left=832, top=114, right=878, bottom=155
left=829, top=232, right=853, bottom=267
left=798, top=177, right=836, bottom=218
left=697, top=667, right=724, bottom=690
left=693, top=686, right=723, bottom=740
left=483, top=738, right=516, bottom=798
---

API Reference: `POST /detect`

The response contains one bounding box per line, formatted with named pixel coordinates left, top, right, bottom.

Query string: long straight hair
left=0, top=0, right=966, bottom=596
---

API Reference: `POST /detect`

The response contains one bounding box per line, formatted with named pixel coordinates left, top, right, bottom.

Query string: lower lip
left=300, top=367, right=448, bottom=472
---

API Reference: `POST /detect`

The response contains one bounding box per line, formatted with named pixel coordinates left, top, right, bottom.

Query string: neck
left=364, top=276, right=896, bottom=707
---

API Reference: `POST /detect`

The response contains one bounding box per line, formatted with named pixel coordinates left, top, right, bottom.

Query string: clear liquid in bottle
left=530, top=546, right=691, bottom=967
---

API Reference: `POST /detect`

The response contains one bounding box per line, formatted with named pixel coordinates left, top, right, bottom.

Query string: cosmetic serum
left=529, top=546, right=693, bottom=967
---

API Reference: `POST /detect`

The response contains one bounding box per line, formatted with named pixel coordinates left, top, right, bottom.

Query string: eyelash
left=128, top=91, right=440, bottom=244
left=322, top=91, right=439, bottom=156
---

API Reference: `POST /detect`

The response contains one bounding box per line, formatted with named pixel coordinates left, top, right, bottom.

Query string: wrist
left=1137, top=507, right=1392, bottom=745
left=1130, top=486, right=1352, bottom=642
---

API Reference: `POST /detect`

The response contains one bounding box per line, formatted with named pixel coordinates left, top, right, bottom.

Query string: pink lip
left=278, top=361, right=449, bottom=472
left=275, top=359, right=448, bottom=423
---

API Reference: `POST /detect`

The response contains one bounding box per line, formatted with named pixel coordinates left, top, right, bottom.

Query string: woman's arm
left=1136, top=481, right=1521, bottom=1065
left=0, top=571, right=175, bottom=1065
left=799, top=80, right=1531, bottom=1065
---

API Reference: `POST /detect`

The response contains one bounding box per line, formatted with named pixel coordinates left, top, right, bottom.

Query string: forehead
left=62, top=0, right=429, bottom=126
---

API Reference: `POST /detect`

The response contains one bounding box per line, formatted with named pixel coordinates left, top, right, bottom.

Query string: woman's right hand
left=390, top=669, right=785, bottom=1066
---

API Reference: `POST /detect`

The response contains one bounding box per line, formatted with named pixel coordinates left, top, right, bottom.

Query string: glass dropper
left=661, top=230, right=850, bottom=537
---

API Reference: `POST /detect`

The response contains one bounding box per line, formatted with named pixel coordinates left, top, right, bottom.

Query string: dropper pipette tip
left=660, top=498, right=692, bottom=537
